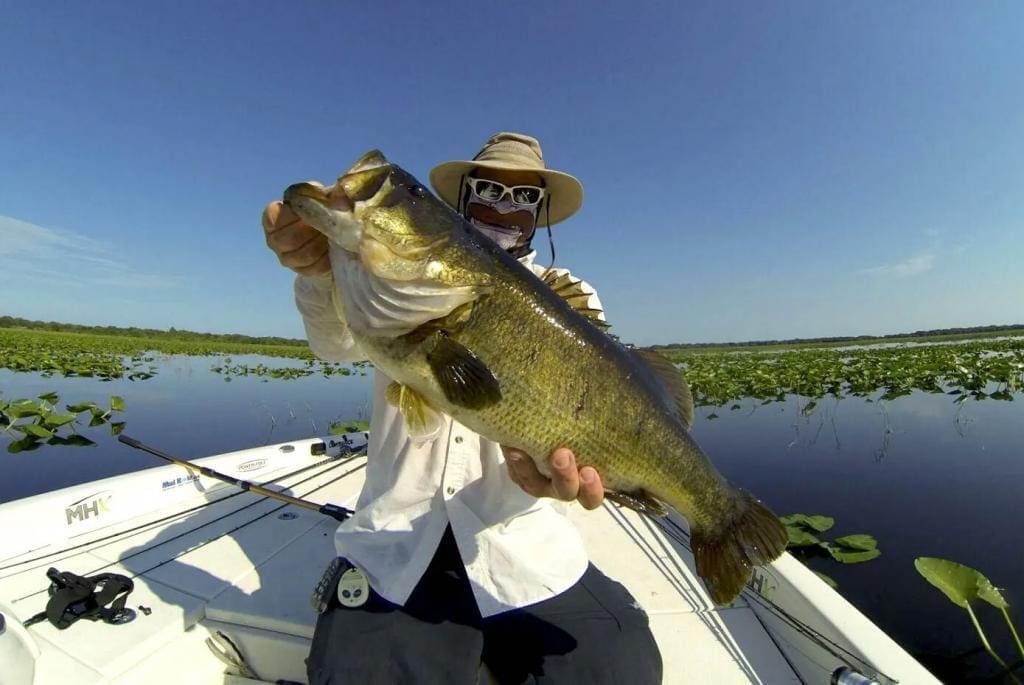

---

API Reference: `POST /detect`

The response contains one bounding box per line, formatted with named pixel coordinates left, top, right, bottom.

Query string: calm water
left=2, top=355, right=1021, bottom=680
left=693, top=392, right=1024, bottom=680
left=0, top=355, right=374, bottom=501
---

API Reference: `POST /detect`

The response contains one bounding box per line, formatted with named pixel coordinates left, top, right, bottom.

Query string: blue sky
left=1, top=1, right=1021, bottom=346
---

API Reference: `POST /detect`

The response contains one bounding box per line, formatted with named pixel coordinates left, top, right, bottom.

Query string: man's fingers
left=262, top=194, right=331, bottom=277
left=503, top=446, right=605, bottom=509
left=548, top=448, right=580, bottom=502
left=278, top=233, right=328, bottom=269
left=261, top=201, right=281, bottom=234
left=295, top=251, right=332, bottom=276
left=267, top=219, right=323, bottom=255
left=577, top=467, right=604, bottom=510
left=503, top=447, right=552, bottom=498
left=262, top=200, right=302, bottom=235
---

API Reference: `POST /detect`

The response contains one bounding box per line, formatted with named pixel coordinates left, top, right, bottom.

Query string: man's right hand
left=262, top=199, right=331, bottom=276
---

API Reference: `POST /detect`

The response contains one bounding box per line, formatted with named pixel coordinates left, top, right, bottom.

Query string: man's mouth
left=466, top=203, right=534, bottom=234
left=468, top=217, right=524, bottom=250
left=469, top=217, right=519, bottom=234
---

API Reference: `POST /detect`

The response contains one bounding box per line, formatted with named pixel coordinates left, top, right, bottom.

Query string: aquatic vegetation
left=0, top=315, right=309, bottom=349
left=779, top=513, right=881, bottom=591
left=781, top=513, right=881, bottom=564
left=4, top=329, right=1022, bottom=404
left=916, top=557, right=1024, bottom=683
left=0, top=328, right=365, bottom=380
left=0, top=391, right=125, bottom=453
left=660, top=337, right=1024, bottom=410
left=209, top=358, right=366, bottom=381
left=329, top=419, right=370, bottom=434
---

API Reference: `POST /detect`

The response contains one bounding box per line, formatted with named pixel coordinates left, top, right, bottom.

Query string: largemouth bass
left=283, top=150, right=787, bottom=605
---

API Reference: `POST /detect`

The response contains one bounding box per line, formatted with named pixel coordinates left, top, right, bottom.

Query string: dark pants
left=307, top=527, right=663, bottom=684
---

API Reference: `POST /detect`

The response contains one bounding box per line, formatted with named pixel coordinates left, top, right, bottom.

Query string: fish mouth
left=282, top=150, right=394, bottom=252
left=282, top=179, right=358, bottom=251
left=283, top=181, right=331, bottom=205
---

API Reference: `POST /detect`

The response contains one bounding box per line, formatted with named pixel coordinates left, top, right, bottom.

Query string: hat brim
left=429, top=160, right=584, bottom=226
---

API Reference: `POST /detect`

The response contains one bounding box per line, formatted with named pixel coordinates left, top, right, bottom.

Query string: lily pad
left=827, top=546, right=881, bottom=564
left=780, top=514, right=835, bottom=533
left=915, top=557, right=992, bottom=608
left=977, top=578, right=1009, bottom=610
left=833, top=534, right=878, bottom=551
left=329, top=419, right=370, bottom=435
left=785, top=527, right=822, bottom=547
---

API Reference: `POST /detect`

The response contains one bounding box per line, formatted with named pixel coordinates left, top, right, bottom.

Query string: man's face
left=464, top=168, right=543, bottom=253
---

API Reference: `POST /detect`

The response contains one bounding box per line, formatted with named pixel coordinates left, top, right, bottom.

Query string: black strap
left=23, top=567, right=136, bottom=630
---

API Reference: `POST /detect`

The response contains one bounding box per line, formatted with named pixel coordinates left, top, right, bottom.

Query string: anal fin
left=606, top=489, right=669, bottom=517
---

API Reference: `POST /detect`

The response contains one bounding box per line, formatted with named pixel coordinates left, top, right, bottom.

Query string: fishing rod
left=117, top=434, right=354, bottom=522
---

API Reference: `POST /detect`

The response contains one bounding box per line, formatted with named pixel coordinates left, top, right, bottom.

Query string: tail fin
left=691, top=491, right=788, bottom=606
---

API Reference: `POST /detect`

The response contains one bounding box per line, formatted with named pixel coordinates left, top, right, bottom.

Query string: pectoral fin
left=425, top=332, right=502, bottom=409
left=385, top=382, right=445, bottom=442
left=606, top=489, right=669, bottom=517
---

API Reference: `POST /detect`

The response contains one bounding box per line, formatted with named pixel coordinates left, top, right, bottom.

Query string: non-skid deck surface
left=1, top=450, right=795, bottom=683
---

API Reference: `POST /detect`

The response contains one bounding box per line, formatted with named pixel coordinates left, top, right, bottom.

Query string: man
left=262, top=133, right=662, bottom=684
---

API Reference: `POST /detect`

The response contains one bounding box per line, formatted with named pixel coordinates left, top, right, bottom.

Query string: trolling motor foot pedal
left=22, top=567, right=136, bottom=630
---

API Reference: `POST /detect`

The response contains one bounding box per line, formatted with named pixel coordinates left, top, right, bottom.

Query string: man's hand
left=262, top=199, right=331, bottom=276
left=503, top=446, right=604, bottom=510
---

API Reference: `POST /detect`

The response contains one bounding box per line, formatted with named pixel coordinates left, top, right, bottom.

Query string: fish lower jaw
left=320, top=209, right=361, bottom=252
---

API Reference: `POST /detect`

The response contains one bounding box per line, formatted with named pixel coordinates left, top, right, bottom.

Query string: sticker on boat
left=65, top=490, right=114, bottom=526
left=236, top=458, right=268, bottom=473
left=162, top=473, right=200, bottom=492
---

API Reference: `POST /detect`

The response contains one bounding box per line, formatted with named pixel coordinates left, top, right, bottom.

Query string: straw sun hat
left=429, top=132, right=584, bottom=226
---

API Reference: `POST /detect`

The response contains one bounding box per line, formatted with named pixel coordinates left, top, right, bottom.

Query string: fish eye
left=410, top=185, right=427, bottom=197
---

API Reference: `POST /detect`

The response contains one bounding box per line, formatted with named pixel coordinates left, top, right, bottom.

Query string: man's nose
left=491, top=194, right=518, bottom=212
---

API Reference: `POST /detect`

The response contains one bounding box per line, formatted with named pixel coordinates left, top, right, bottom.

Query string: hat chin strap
left=543, top=195, right=556, bottom=270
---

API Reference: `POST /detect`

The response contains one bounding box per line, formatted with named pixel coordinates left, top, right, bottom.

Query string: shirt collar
left=517, top=250, right=538, bottom=267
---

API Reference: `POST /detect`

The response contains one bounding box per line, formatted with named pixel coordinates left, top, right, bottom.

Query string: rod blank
left=117, top=434, right=353, bottom=522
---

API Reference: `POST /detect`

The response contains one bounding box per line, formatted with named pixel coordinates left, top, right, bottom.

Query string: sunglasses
left=465, top=178, right=545, bottom=207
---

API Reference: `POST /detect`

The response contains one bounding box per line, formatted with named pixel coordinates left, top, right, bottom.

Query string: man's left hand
left=503, top=446, right=604, bottom=510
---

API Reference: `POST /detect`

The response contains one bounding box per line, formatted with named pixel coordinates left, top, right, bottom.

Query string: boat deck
left=0, top=437, right=936, bottom=684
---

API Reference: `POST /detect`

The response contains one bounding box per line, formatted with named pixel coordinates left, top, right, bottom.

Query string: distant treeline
left=0, top=316, right=308, bottom=348
left=652, top=323, right=1024, bottom=350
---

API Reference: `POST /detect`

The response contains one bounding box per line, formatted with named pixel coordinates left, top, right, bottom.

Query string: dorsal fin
left=632, top=348, right=694, bottom=429
left=539, top=269, right=610, bottom=331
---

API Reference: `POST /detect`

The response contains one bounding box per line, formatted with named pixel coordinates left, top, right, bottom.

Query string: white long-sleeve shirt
left=295, top=252, right=605, bottom=617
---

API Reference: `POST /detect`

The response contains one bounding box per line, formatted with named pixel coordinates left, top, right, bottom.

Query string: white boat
left=0, top=434, right=939, bottom=684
